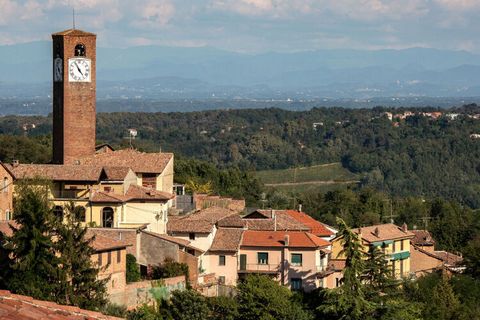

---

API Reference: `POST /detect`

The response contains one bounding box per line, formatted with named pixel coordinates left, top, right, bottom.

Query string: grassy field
left=255, top=163, right=360, bottom=194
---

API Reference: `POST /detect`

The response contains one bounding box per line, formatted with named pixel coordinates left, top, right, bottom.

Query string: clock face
left=68, top=58, right=91, bottom=82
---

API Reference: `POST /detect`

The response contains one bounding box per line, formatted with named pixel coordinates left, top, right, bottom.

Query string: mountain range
left=2, top=41, right=480, bottom=100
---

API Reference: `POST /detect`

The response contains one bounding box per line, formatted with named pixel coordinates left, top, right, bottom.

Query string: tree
left=127, top=253, right=141, bottom=283
left=317, top=218, right=374, bottom=320
left=363, top=246, right=395, bottom=294
left=236, top=274, right=313, bottom=320
left=207, top=296, right=239, bottom=320
left=463, top=235, right=480, bottom=279
left=55, top=202, right=108, bottom=309
left=1, top=179, right=62, bottom=301
left=424, top=276, right=460, bottom=320
left=168, top=290, right=210, bottom=320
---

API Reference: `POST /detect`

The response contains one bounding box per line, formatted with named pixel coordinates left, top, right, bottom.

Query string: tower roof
left=52, top=29, right=96, bottom=37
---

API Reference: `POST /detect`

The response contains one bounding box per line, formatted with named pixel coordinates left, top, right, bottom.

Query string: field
left=255, top=163, right=360, bottom=194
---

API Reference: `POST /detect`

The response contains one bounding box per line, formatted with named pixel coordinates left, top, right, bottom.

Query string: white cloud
left=434, top=0, right=480, bottom=11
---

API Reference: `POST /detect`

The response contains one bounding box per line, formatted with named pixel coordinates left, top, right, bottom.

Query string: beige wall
left=92, top=247, right=127, bottom=295
left=207, top=252, right=238, bottom=286
left=158, top=157, right=174, bottom=194
left=0, top=166, right=13, bottom=221
left=120, top=201, right=170, bottom=234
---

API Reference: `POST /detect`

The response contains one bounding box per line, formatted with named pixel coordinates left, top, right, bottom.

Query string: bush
left=126, top=254, right=141, bottom=283
left=152, top=258, right=189, bottom=281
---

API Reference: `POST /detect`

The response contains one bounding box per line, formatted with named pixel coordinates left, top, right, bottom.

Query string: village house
left=0, top=163, right=13, bottom=221
left=331, top=223, right=415, bottom=279
left=409, top=229, right=464, bottom=276
left=2, top=154, right=174, bottom=234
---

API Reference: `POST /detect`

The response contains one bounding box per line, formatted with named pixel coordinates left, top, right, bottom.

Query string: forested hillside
left=2, top=104, right=480, bottom=206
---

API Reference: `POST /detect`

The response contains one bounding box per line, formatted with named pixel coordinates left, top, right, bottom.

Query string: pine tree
left=55, top=202, right=108, bottom=310
left=363, top=246, right=395, bottom=294
left=2, top=179, right=62, bottom=301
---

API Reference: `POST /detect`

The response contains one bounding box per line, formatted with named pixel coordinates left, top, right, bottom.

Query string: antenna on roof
left=72, top=8, right=76, bottom=29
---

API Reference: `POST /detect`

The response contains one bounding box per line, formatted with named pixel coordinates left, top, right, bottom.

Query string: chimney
left=284, top=234, right=289, bottom=247
left=402, top=223, right=408, bottom=232
left=12, top=160, right=19, bottom=167
left=298, top=204, right=302, bottom=212
left=374, top=227, right=380, bottom=237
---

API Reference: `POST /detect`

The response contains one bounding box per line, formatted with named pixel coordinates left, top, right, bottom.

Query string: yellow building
left=331, top=223, right=414, bottom=279
left=5, top=149, right=175, bottom=234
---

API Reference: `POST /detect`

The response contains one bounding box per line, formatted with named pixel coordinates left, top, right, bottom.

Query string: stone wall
left=178, top=250, right=199, bottom=284
left=138, top=231, right=178, bottom=266
left=108, top=275, right=186, bottom=308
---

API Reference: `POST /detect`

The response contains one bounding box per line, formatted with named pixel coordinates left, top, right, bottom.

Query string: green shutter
left=291, top=253, right=302, bottom=265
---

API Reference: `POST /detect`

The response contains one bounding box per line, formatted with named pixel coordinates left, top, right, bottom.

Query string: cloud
left=434, top=0, right=480, bottom=11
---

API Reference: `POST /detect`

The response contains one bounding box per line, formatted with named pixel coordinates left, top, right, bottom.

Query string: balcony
left=51, top=189, right=89, bottom=199
left=238, top=263, right=280, bottom=274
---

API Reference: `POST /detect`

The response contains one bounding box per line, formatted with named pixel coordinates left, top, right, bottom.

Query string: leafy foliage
left=126, top=253, right=141, bottom=283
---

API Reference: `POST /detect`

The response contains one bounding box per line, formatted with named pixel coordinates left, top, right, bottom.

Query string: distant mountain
left=2, top=42, right=480, bottom=99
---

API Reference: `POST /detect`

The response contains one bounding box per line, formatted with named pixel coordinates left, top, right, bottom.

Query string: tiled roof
left=0, top=290, right=120, bottom=320
left=209, top=228, right=244, bottom=252
left=351, top=224, right=415, bottom=243
left=141, top=231, right=205, bottom=253
left=76, top=149, right=173, bottom=174
left=186, top=207, right=237, bottom=223
left=7, top=164, right=102, bottom=181
left=282, top=210, right=334, bottom=237
left=241, top=230, right=330, bottom=248
left=125, top=185, right=174, bottom=201
left=90, top=185, right=174, bottom=203
left=52, top=29, right=96, bottom=36
left=328, top=259, right=346, bottom=271
left=101, top=166, right=132, bottom=181
left=434, top=251, right=463, bottom=266
left=411, top=230, right=435, bottom=246
left=168, top=219, right=213, bottom=234
left=217, top=214, right=246, bottom=228
left=86, top=230, right=132, bottom=252
left=243, top=215, right=309, bottom=231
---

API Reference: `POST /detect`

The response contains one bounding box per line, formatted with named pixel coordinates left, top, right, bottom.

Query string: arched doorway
left=102, top=207, right=114, bottom=228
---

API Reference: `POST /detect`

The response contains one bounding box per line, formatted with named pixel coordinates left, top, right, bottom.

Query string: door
left=240, top=254, right=247, bottom=271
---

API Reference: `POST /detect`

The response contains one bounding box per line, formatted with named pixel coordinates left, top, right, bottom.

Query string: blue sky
left=1, top=0, right=480, bottom=53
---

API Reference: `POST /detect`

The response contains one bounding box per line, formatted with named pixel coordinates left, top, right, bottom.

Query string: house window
left=142, top=173, right=157, bottom=189
left=189, top=233, right=195, bottom=240
left=335, top=278, right=340, bottom=287
left=3, top=177, right=8, bottom=193
left=400, top=240, right=404, bottom=251
left=218, top=276, right=225, bottom=284
left=104, top=186, right=112, bottom=192
left=74, top=44, right=86, bottom=56
left=107, top=252, right=112, bottom=265
left=102, top=207, right=114, bottom=228
left=98, top=253, right=102, bottom=266
left=5, top=210, right=10, bottom=221
left=75, top=206, right=86, bottom=222
left=291, top=253, right=303, bottom=266
left=257, top=252, right=268, bottom=265
left=53, top=206, right=64, bottom=221
left=291, top=278, right=302, bottom=291
left=219, top=255, right=226, bottom=266
left=400, top=259, right=404, bottom=277
left=117, top=250, right=121, bottom=263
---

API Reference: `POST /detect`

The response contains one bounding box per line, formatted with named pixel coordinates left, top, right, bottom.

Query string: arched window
left=74, top=44, right=86, bottom=57
left=3, top=177, right=8, bottom=193
left=53, top=206, right=64, bottom=221
left=75, top=206, right=86, bottom=222
left=102, top=207, right=114, bottom=228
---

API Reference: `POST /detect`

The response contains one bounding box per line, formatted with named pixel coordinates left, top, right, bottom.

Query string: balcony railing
left=51, top=189, right=89, bottom=199
left=238, top=263, right=280, bottom=273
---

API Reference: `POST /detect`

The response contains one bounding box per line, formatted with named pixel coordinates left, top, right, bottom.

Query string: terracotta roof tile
left=434, top=251, right=463, bottom=266
left=90, top=191, right=126, bottom=203
left=209, top=228, right=244, bottom=252
left=217, top=214, right=246, bottom=228
left=411, top=230, right=435, bottom=246
left=52, top=29, right=96, bottom=36
left=241, top=230, right=330, bottom=248
left=101, top=166, right=132, bottom=181
left=351, top=223, right=415, bottom=243
left=328, top=259, right=346, bottom=271
left=282, top=210, right=334, bottom=237
left=186, top=207, right=237, bottom=223
left=86, top=230, right=132, bottom=252
left=168, top=219, right=213, bottom=234
left=125, top=185, right=174, bottom=201
left=0, top=290, right=120, bottom=319
left=8, top=164, right=102, bottom=181
left=76, top=149, right=173, bottom=174
left=243, top=215, right=309, bottom=231
left=141, top=231, right=204, bottom=253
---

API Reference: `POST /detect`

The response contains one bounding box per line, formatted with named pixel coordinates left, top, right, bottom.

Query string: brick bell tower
left=52, top=29, right=96, bottom=164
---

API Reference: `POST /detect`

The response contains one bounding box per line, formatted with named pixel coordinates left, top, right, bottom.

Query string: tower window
left=74, top=44, right=86, bottom=56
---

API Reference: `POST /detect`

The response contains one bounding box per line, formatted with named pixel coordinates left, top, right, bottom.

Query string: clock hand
left=74, top=61, right=84, bottom=76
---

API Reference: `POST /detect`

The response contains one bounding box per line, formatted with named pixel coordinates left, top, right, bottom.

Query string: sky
left=1, top=0, right=480, bottom=53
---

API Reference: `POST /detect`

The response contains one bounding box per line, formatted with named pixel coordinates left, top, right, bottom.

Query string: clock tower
left=52, top=29, right=96, bottom=164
